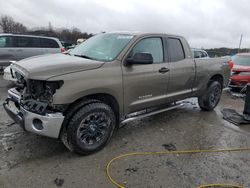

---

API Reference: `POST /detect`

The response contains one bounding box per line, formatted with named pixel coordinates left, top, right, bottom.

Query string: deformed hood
left=11, top=53, right=105, bottom=80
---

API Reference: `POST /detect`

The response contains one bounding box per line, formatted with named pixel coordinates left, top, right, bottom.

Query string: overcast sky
left=1, top=0, right=250, bottom=48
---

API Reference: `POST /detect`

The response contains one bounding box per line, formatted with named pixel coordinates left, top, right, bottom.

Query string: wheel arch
left=208, top=74, right=223, bottom=88
left=62, top=93, right=120, bottom=130
left=85, top=93, right=120, bottom=124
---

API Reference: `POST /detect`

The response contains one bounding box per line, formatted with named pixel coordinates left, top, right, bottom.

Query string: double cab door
left=122, top=35, right=195, bottom=115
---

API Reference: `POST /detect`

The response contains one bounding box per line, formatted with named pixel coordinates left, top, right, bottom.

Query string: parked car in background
left=60, top=41, right=75, bottom=50
left=0, top=34, right=65, bottom=67
left=76, top=38, right=86, bottom=44
left=229, top=53, right=250, bottom=90
left=192, top=48, right=209, bottom=58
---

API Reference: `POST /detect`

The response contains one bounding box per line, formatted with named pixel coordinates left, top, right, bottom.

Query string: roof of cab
left=105, top=31, right=184, bottom=38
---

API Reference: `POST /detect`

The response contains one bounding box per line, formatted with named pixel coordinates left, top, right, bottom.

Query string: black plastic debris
left=125, top=167, right=139, bottom=173
left=222, top=84, right=250, bottom=126
left=162, top=143, right=177, bottom=151
left=243, top=84, right=250, bottom=121
left=221, top=108, right=249, bottom=126
left=54, top=178, right=64, bottom=187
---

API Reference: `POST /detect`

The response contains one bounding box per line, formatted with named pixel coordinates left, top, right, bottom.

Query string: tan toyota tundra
left=4, top=32, right=232, bottom=155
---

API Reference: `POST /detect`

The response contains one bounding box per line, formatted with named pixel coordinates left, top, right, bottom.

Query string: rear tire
left=66, top=102, right=116, bottom=155
left=198, top=81, right=222, bottom=111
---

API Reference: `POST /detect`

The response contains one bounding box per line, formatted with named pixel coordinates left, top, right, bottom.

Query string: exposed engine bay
left=13, top=70, right=64, bottom=115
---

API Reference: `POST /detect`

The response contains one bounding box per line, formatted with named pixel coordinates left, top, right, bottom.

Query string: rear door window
left=0, top=36, right=13, bottom=47
left=167, top=38, right=185, bottom=62
left=31, top=37, right=41, bottom=48
left=40, top=38, right=59, bottom=48
left=15, top=36, right=41, bottom=48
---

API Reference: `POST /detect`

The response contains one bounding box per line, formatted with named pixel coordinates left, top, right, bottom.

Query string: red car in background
left=229, top=53, right=250, bottom=90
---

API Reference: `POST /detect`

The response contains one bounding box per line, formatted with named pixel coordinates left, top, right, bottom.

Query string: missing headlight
left=21, top=80, right=64, bottom=115
left=28, top=80, right=64, bottom=103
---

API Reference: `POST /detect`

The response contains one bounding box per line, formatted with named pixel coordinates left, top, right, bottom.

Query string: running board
left=120, top=103, right=184, bottom=125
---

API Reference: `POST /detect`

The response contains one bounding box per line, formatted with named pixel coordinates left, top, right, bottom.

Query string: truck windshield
left=232, top=55, right=250, bottom=66
left=69, top=33, right=134, bottom=62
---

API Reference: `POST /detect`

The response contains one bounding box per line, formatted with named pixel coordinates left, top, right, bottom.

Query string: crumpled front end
left=4, top=68, right=66, bottom=138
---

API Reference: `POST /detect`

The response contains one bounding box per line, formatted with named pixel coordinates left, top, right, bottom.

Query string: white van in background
left=192, top=48, right=209, bottom=59
left=0, top=34, right=65, bottom=67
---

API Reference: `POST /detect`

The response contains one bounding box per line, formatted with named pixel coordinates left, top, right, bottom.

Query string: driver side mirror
left=125, top=52, right=153, bottom=66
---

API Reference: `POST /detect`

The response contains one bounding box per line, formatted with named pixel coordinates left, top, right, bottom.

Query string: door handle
left=158, top=67, right=170, bottom=73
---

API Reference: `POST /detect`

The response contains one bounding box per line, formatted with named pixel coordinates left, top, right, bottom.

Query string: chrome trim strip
left=121, top=103, right=184, bottom=124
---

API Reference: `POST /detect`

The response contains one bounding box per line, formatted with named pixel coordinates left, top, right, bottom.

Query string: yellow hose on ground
left=106, top=147, right=250, bottom=188
left=198, top=184, right=243, bottom=188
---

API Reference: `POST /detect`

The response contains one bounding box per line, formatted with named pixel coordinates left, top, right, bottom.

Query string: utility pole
left=238, top=34, right=243, bottom=53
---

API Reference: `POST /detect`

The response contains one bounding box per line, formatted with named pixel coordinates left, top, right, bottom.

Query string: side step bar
left=120, top=103, right=184, bottom=125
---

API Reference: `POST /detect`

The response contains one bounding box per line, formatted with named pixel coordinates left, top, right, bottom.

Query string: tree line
left=205, top=48, right=250, bottom=57
left=0, top=15, right=93, bottom=44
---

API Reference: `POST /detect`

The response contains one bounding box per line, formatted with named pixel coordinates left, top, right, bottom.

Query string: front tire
left=198, top=81, right=222, bottom=111
left=66, top=102, right=116, bottom=155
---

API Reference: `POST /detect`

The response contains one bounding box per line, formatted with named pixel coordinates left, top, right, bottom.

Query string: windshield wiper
left=73, top=54, right=93, bottom=60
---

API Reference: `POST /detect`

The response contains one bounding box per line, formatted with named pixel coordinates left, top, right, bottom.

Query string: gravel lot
left=0, top=75, right=250, bottom=188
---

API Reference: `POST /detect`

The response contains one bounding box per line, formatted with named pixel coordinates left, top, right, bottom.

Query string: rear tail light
left=228, top=60, right=234, bottom=70
left=60, top=47, right=66, bottom=53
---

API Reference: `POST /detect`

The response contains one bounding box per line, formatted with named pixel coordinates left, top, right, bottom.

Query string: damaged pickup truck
left=4, top=32, right=232, bottom=155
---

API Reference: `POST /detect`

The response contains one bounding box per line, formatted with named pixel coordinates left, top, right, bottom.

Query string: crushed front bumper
left=3, top=88, right=65, bottom=138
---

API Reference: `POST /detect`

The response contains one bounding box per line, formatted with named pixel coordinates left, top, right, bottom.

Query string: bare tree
left=0, top=15, right=93, bottom=44
left=0, top=15, right=27, bottom=33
